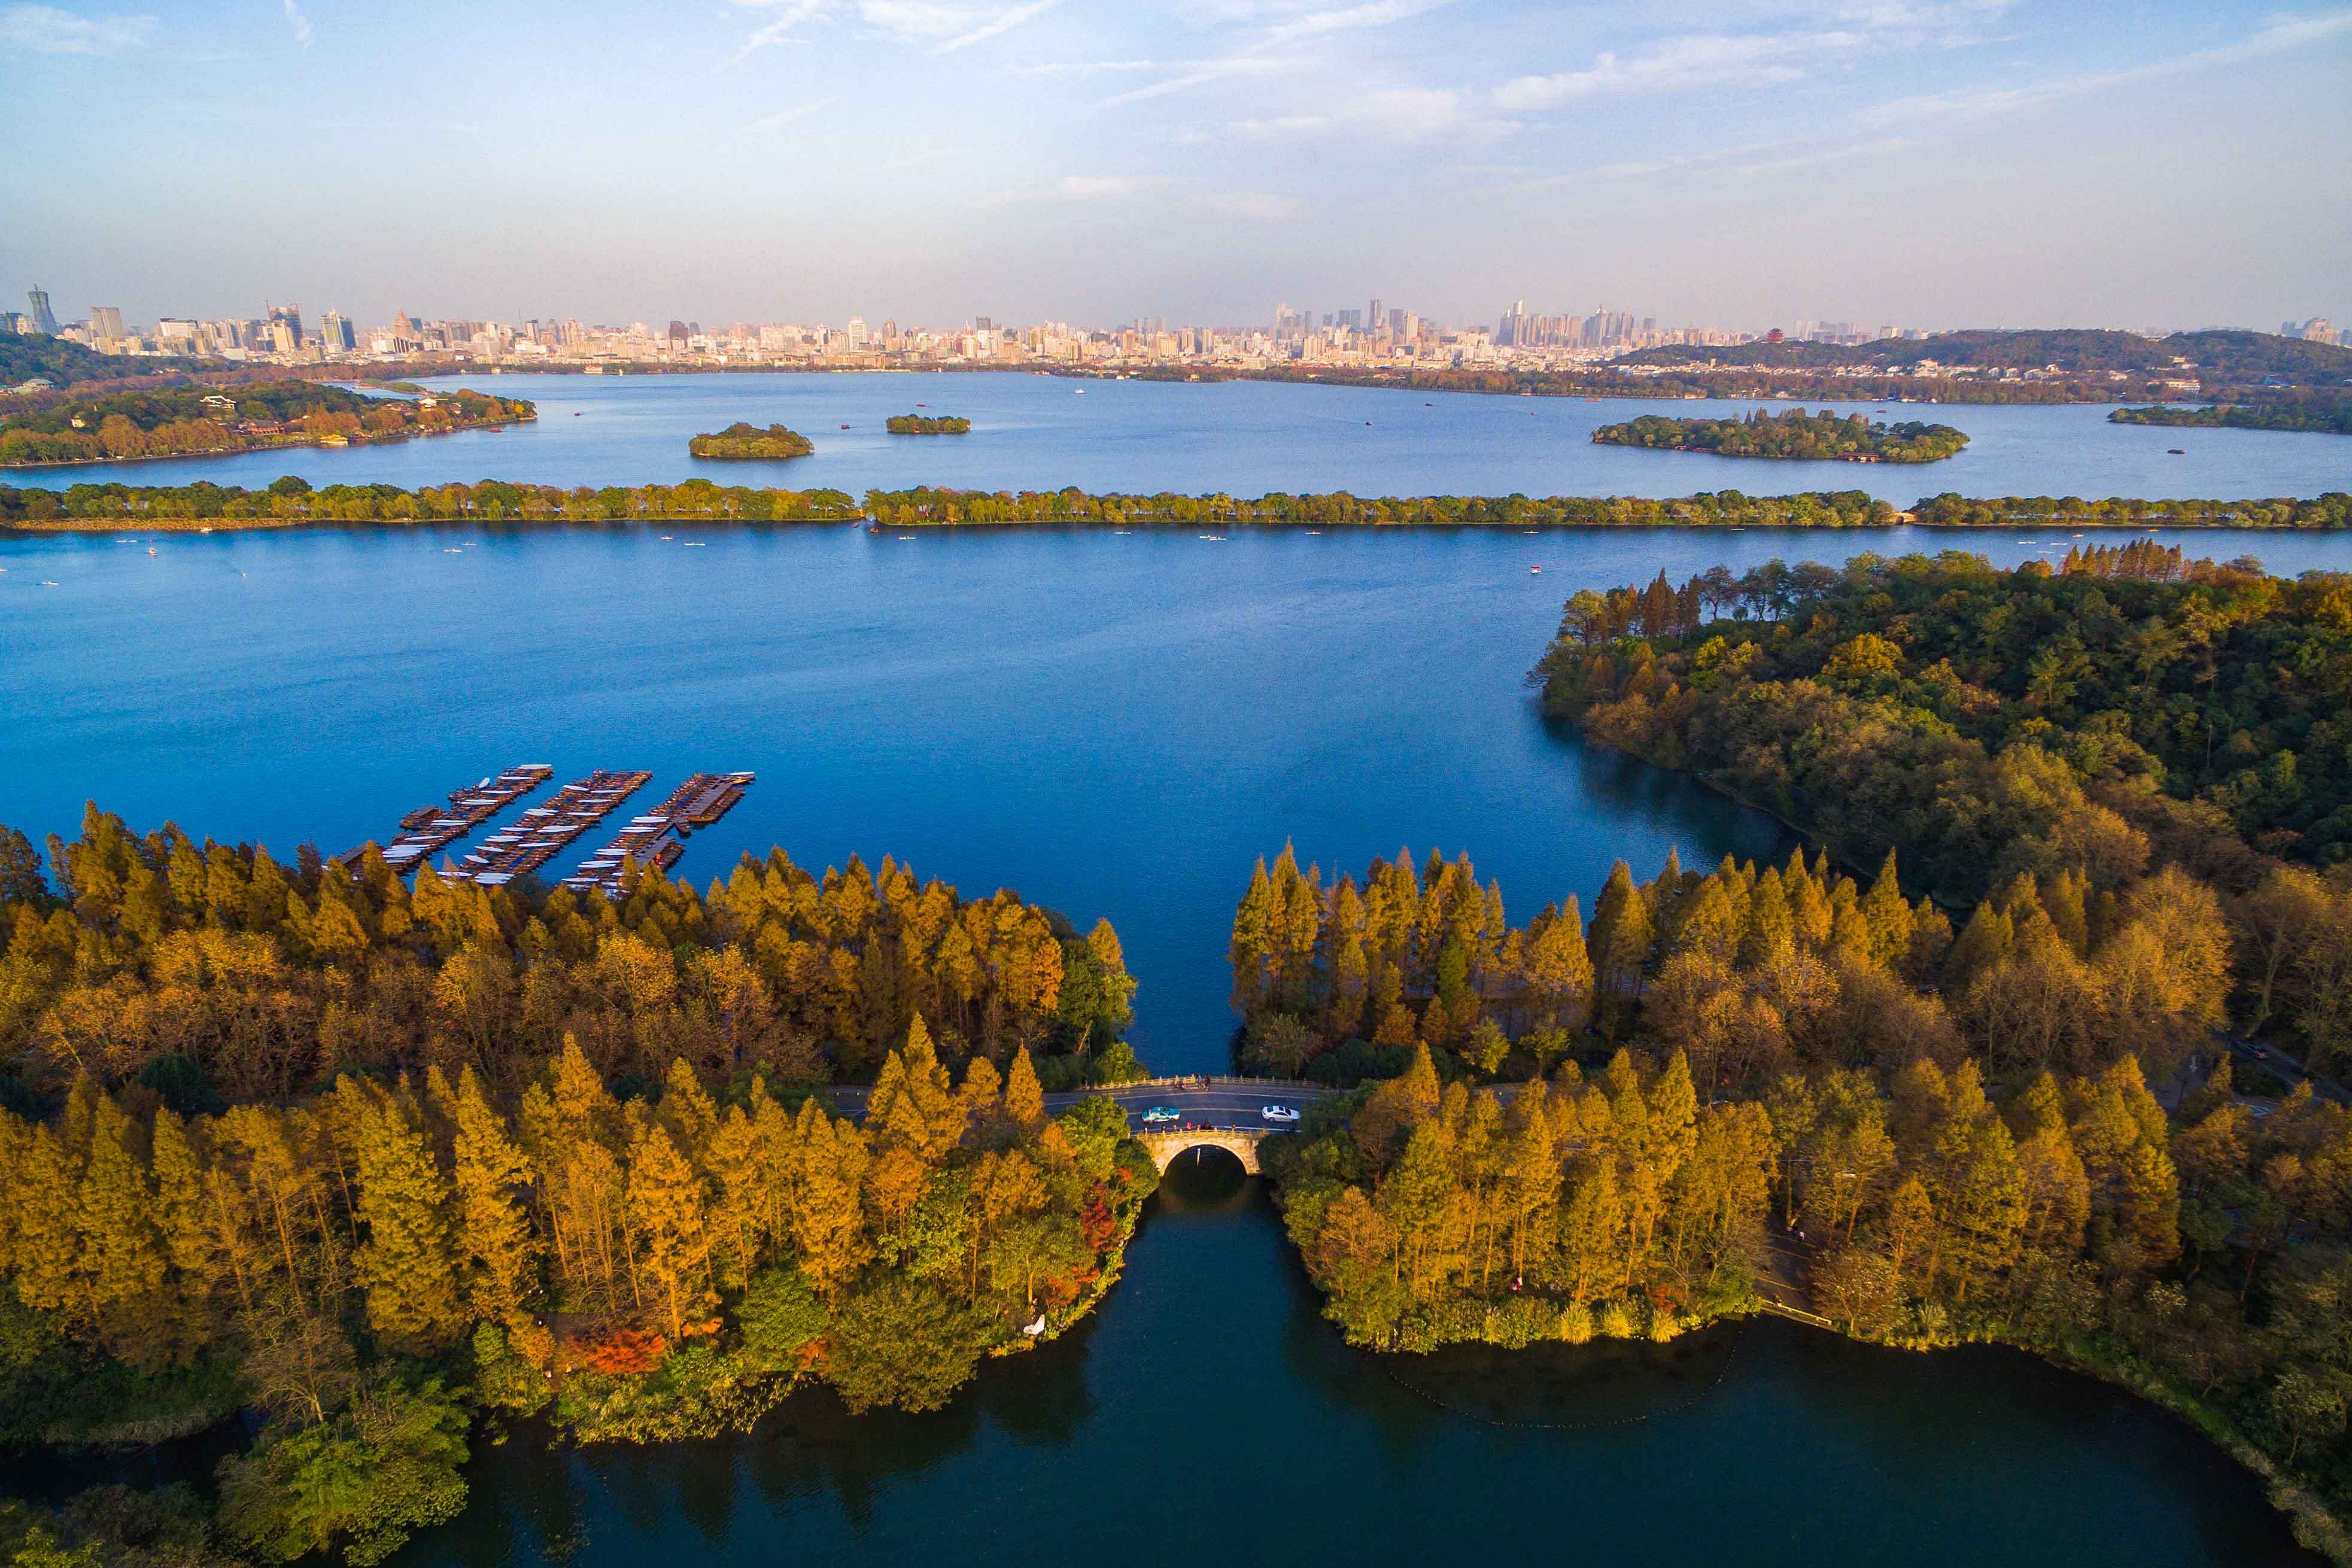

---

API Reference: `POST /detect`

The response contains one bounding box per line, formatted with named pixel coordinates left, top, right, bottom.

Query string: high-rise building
left=268, top=303, right=304, bottom=343
left=847, top=316, right=868, bottom=347
left=26, top=286, right=58, bottom=335
left=667, top=320, right=688, bottom=347
left=89, top=305, right=126, bottom=341
left=1368, top=297, right=1384, bottom=333
left=321, top=311, right=354, bottom=351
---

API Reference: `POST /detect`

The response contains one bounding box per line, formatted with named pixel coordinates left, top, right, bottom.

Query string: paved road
left=2218, top=1032, right=2350, bottom=1108
left=828, top=1078, right=1335, bottom=1134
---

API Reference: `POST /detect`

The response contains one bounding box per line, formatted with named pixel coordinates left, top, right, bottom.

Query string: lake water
left=11, top=522, right=2349, bottom=1064
left=4, top=370, right=2348, bottom=500
left=399, top=1157, right=2314, bottom=1568
left=6, top=414, right=2348, bottom=1564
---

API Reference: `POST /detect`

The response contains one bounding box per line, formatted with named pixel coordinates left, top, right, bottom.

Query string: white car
left=1260, top=1104, right=1301, bottom=1124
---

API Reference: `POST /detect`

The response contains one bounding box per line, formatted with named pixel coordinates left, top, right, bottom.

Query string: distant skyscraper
left=26, top=286, right=58, bottom=335
left=667, top=320, right=688, bottom=346
left=89, top=305, right=126, bottom=341
left=1368, top=297, right=1383, bottom=333
left=268, top=303, right=303, bottom=342
left=321, top=311, right=354, bottom=351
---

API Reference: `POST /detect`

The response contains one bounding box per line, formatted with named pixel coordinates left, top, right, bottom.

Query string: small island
left=1593, top=407, right=1970, bottom=463
left=2111, top=400, right=2352, bottom=436
left=886, top=413, right=972, bottom=434
left=0, top=381, right=532, bottom=468
left=688, top=421, right=815, bottom=459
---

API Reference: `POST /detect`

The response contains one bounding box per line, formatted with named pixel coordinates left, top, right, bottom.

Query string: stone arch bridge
left=1138, top=1126, right=1270, bottom=1175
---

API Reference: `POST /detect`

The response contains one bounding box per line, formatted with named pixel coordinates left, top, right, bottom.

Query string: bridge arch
left=1138, top=1128, right=1265, bottom=1176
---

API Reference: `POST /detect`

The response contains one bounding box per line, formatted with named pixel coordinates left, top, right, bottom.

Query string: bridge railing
left=1115, top=1074, right=1321, bottom=1090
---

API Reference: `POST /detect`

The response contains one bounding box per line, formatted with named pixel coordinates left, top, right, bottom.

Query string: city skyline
left=2, top=1, right=2347, bottom=330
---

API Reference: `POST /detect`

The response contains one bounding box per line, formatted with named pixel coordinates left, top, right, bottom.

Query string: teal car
left=1141, top=1106, right=1181, bottom=1125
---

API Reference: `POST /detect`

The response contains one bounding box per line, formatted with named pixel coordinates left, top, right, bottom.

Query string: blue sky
left=1, top=1, right=2346, bottom=331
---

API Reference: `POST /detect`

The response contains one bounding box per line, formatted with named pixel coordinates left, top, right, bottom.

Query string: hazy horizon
left=2, top=0, right=2347, bottom=332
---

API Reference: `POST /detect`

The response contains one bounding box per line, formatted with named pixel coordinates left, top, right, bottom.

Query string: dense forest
left=687, top=423, right=814, bottom=459
left=1239, top=823, right=2352, bottom=1554
left=1534, top=548, right=2352, bottom=899
left=0, top=476, right=862, bottom=527
left=885, top=414, right=971, bottom=434
left=2114, top=401, right=2352, bottom=436
left=0, top=384, right=531, bottom=467
left=0, top=810, right=1152, bottom=1561
left=1592, top=408, right=1970, bottom=463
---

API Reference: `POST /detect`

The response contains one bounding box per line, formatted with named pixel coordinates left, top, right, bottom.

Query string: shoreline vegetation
left=686, top=422, right=815, bottom=460
left=1414, top=544, right=2352, bottom=1558
left=1592, top=408, right=1971, bottom=463
left=0, top=382, right=532, bottom=471
left=885, top=414, right=971, bottom=434
left=5, top=479, right=2348, bottom=532
left=0, top=815, right=1149, bottom=1562
left=2114, top=401, right=2352, bottom=437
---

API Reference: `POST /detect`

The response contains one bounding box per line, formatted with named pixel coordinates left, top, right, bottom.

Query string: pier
left=443, top=769, right=653, bottom=887
left=338, top=764, right=553, bottom=873
left=561, top=770, right=755, bottom=897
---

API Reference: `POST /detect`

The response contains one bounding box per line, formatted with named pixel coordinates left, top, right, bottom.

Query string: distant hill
left=0, top=330, right=215, bottom=391
left=1612, top=329, right=2352, bottom=387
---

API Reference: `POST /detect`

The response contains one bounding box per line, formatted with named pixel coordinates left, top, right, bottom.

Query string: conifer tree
left=625, top=1122, right=713, bottom=1339
left=1004, top=1046, right=1046, bottom=1133
left=343, top=1081, right=464, bottom=1354
left=145, top=1105, right=226, bottom=1356
left=76, top=1095, right=169, bottom=1367
left=451, top=1066, right=539, bottom=1329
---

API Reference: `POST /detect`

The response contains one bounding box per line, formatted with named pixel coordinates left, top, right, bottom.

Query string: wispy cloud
left=1496, top=31, right=1845, bottom=110
left=737, top=94, right=841, bottom=135
left=1858, top=8, right=2352, bottom=125
left=1492, top=3, right=2025, bottom=112
left=1093, top=0, right=1448, bottom=110
left=1256, top=0, right=1452, bottom=48
left=1011, top=58, right=1166, bottom=75
left=279, top=0, right=310, bottom=48
left=971, top=173, right=1163, bottom=208
left=724, top=0, right=833, bottom=67
left=1227, top=86, right=1512, bottom=143
left=1093, top=56, right=1274, bottom=108
left=932, top=0, right=1054, bottom=55
left=1190, top=190, right=1300, bottom=220
left=855, top=145, right=968, bottom=172
left=0, top=3, right=153, bottom=54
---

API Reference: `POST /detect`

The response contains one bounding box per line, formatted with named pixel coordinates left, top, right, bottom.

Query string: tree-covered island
left=885, top=414, right=971, bottom=434
left=686, top=422, right=815, bottom=459
left=1593, top=408, right=1970, bottom=463
left=0, top=820, right=1151, bottom=1562
left=2113, top=401, right=2352, bottom=437
left=0, top=383, right=532, bottom=468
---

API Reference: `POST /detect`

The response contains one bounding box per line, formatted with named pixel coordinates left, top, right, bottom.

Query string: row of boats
left=559, top=772, right=756, bottom=898
left=339, top=764, right=754, bottom=895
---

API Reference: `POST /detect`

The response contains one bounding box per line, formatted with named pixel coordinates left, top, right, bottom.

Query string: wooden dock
left=444, top=769, right=653, bottom=887
left=561, top=770, right=755, bottom=898
left=338, top=764, right=554, bottom=874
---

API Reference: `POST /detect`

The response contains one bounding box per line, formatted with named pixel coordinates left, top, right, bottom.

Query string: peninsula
left=1594, top=407, right=1968, bottom=462
left=0, top=381, right=531, bottom=468
left=2112, top=400, right=2352, bottom=436
left=687, top=421, right=815, bottom=459
left=0, top=820, right=1149, bottom=1562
